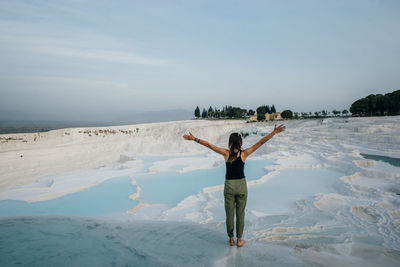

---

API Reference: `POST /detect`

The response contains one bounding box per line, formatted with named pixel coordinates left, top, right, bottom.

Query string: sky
left=0, top=0, right=399, bottom=121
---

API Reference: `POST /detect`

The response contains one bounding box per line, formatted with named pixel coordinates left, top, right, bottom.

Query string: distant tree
left=350, top=90, right=400, bottom=116
left=226, top=106, right=234, bottom=118
left=238, top=108, right=247, bottom=117
left=321, top=110, right=328, bottom=117
left=301, top=112, right=308, bottom=118
left=342, top=109, right=349, bottom=116
left=257, top=113, right=265, bottom=121
left=214, top=107, right=221, bottom=118
left=314, top=111, right=320, bottom=117
left=390, top=90, right=400, bottom=115
left=376, top=94, right=385, bottom=115
left=256, top=105, right=272, bottom=115
left=271, top=105, right=276, bottom=113
left=194, top=106, right=200, bottom=118
left=208, top=106, right=214, bottom=118
left=228, top=107, right=246, bottom=118
left=367, top=94, right=377, bottom=115
left=247, top=109, right=255, bottom=116
left=256, top=105, right=266, bottom=115
left=281, top=110, right=293, bottom=119
left=201, top=108, right=207, bottom=118
left=332, top=110, right=340, bottom=116
left=349, top=99, right=365, bottom=116
left=294, top=112, right=299, bottom=119
left=383, top=95, right=392, bottom=115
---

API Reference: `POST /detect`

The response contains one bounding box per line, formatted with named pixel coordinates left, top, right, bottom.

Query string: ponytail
left=228, top=133, right=242, bottom=163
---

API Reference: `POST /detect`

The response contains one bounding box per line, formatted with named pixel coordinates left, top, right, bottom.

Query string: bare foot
left=236, top=238, right=245, bottom=247
left=229, top=237, right=235, bottom=246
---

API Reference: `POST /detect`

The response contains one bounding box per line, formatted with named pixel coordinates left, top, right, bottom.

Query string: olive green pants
left=224, top=178, right=248, bottom=238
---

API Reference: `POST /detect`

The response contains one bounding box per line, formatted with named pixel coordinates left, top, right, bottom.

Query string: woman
left=183, top=124, right=285, bottom=247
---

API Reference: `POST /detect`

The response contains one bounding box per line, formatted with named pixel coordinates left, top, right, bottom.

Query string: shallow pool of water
left=0, top=177, right=138, bottom=217
left=135, top=159, right=273, bottom=206
left=0, top=159, right=273, bottom=217
left=247, top=168, right=345, bottom=214
left=0, top=217, right=231, bottom=267
left=361, top=153, right=400, bottom=167
left=2, top=216, right=398, bottom=267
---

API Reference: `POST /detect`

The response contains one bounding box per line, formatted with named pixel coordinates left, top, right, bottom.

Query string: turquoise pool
left=0, top=158, right=274, bottom=217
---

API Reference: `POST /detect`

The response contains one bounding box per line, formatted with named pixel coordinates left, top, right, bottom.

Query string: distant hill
left=0, top=120, right=111, bottom=134
left=0, top=109, right=194, bottom=134
left=113, top=109, right=194, bottom=124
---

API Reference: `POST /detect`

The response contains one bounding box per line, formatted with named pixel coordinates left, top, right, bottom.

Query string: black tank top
left=225, top=150, right=245, bottom=180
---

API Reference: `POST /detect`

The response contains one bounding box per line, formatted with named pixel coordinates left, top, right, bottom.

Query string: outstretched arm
left=182, top=132, right=228, bottom=157
left=242, top=124, right=285, bottom=158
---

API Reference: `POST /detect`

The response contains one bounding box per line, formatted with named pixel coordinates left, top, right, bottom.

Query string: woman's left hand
left=273, top=124, right=286, bottom=134
left=183, top=132, right=195, bottom=141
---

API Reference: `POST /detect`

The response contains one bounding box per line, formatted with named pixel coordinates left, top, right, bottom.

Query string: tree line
left=194, top=105, right=276, bottom=119
left=350, top=89, right=400, bottom=116
left=194, top=105, right=351, bottom=120
left=279, top=109, right=349, bottom=119
left=194, top=88, right=400, bottom=121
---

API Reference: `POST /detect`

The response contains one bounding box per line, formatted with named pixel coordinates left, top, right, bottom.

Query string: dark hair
left=228, top=132, right=242, bottom=163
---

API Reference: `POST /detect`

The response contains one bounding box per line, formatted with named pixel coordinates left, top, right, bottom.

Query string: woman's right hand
left=183, top=132, right=195, bottom=141
left=273, top=124, right=286, bottom=134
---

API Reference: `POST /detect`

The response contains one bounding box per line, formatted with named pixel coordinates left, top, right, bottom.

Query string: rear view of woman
left=183, top=124, right=285, bottom=247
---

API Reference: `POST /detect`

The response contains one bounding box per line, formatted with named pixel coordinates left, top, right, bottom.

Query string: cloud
left=43, top=48, right=165, bottom=65
left=22, top=76, right=130, bottom=90
left=0, top=19, right=165, bottom=66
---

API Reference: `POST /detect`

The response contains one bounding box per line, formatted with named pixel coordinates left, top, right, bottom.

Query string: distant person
left=183, top=124, right=285, bottom=247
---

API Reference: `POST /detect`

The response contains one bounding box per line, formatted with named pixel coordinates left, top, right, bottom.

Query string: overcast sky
left=1, top=0, right=399, bottom=121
